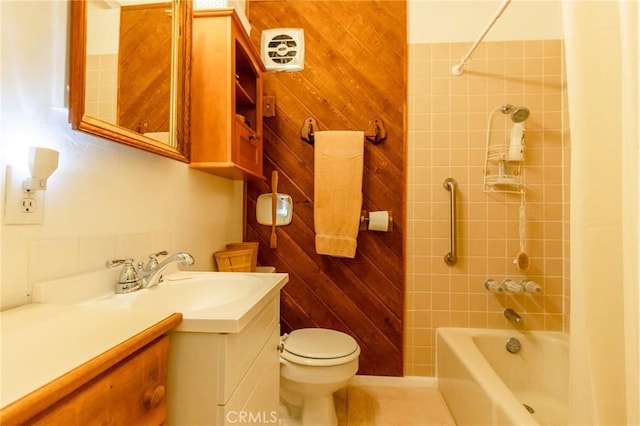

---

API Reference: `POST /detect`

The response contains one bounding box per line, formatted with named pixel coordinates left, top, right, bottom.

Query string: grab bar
left=443, top=177, right=458, bottom=265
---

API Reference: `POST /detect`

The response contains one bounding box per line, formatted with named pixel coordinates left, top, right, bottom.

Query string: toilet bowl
left=279, top=328, right=360, bottom=426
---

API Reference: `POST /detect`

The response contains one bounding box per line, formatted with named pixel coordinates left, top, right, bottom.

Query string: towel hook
left=364, top=118, right=387, bottom=144
left=300, top=118, right=317, bottom=144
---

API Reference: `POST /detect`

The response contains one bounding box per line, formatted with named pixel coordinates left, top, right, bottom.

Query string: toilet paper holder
left=359, top=210, right=393, bottom=232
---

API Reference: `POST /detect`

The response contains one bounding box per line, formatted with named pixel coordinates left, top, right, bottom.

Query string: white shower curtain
left=563, top=1, right=639, bottom=425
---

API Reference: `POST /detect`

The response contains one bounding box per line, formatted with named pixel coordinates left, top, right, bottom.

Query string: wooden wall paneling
left=118, top=3, right=173, bottom=133
left=247, top=0, right=406, bottom=376
left=246, top=222, right=402, bottom=376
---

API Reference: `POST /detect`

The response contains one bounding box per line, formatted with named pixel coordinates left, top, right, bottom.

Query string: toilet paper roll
left=368, top=211, right=390, bottom=232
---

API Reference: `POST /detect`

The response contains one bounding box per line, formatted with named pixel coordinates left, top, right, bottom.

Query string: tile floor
left=334, top=380, right=456, bottom=426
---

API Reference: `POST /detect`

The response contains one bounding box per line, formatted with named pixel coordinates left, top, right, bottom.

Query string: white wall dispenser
left=260, top=28, right=305, bottom=71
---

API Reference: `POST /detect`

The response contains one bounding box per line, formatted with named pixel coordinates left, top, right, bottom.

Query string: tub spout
left=504, top=308, right=523, bottom=326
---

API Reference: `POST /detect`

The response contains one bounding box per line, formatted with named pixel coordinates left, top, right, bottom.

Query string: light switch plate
left=263, top=95, right=276, bottom=117
left=4, top=165, right=45, bottom=225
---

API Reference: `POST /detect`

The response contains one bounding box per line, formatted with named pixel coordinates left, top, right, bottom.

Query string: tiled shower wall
left=405, top=40, right=570, bottom=376
left=85, top=54, right=118, bottom=124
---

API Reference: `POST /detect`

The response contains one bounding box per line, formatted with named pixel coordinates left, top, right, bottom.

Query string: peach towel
left=314, top=130, right=364, bottom=258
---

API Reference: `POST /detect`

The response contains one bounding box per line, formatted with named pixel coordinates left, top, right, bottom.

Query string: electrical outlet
left=4, top=165, right=45, bottom=225
left=21, top=197, right=37, bottom=213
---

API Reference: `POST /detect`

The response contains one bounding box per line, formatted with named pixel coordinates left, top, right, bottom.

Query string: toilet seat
left=280, top=328, right=360, bottom=366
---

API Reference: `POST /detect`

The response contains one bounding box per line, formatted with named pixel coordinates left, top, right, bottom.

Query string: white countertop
left=2, top=269, right=289, bottom=413
left=34, top=270, right=290, bottom=334
left=0, top=303, right=177, bottom=409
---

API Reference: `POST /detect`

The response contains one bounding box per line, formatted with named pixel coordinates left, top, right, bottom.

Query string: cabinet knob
left=144, top=385, right=166, bottom=409
left=249, top=134, right=256, bottom=141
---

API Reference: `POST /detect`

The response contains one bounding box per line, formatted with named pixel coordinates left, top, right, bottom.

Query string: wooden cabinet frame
left=190, top=9, right=266, bottom=180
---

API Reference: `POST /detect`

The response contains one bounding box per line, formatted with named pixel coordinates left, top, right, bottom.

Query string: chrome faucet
left=138, top=251, right=195, bottom=289
left=503, top=308, right=523, bottom=326
left=106, top=251, right=194, bottom=293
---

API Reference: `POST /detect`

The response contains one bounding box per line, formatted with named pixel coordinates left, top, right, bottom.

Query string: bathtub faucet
left=503, top=308, right=523, bottom=326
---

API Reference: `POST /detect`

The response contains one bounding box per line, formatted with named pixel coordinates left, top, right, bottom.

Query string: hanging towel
left=314, top=130, right=364, bottom=258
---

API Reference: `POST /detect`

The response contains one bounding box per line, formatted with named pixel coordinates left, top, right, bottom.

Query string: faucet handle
left=501, top=279, right=523, bottom=294
left=145, top=250, right=168, bottom=271
left=105, top=258, right=139, bottom=285
left=105, top=258, right=129, bottom=269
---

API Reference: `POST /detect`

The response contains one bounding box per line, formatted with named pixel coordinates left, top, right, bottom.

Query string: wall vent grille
left=261, top=28, right=305, bottom=71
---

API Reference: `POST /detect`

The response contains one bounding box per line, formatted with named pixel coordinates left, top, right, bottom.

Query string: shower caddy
left=483, top=104, right=533, bottom=275
left=483, top=106, right=526, bottom=195
left=483, top=145, right=524, bottom=193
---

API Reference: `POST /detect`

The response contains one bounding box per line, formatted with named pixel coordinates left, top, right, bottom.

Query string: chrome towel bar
left=443, top=177, right=458, bottom=266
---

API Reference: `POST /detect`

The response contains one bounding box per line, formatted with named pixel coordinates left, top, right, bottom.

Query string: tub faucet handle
left=484, top=279, right=504, bottom=294
left=521, top=279, right=542, bottom=294
left=501, top=279, right=523, bottom=294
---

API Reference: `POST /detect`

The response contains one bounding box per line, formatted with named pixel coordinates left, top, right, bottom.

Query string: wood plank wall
left=118, top=3, right=173, bottom=133
left=245, top=0, right=406, bottom=376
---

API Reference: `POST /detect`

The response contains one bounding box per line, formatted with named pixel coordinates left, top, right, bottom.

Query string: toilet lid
left=283, top=328, right=358, bottom=359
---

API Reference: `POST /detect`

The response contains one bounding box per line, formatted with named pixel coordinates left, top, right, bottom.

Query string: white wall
left=87, top=2, right=120, bottom=55
left=0, top=1, right=244, bottom=310
left=408, top=0, right=563, bottom=43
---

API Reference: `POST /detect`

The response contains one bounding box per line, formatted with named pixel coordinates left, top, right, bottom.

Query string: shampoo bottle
left=508, top=122, right=525, bottom=161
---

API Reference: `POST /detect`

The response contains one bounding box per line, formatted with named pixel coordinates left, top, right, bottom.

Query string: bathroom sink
left=81, top=273, right=259, bottom=312
left=33, top=270, right=289, bottom=333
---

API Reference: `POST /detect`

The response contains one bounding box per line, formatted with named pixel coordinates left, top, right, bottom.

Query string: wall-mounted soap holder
left=256, top=193, right=293, bottom=226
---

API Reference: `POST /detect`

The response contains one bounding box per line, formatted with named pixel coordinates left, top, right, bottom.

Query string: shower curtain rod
left=451, top=0, right=512, bottom=76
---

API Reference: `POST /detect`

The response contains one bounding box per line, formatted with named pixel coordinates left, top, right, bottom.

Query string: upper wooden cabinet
left=189, top=9, right=266, bottom=180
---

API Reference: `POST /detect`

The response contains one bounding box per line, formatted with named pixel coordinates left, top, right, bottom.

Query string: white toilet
left=279, top=328, right=361, bottom=426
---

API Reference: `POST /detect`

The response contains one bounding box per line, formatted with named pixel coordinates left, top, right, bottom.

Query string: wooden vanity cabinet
left=30, top=336, right=170, bottom=425
left=0, top=312, right=182, bottom=426
left=190, top=9, right=266, bottom=180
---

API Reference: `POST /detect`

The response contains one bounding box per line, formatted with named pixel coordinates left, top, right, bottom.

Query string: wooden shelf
left=236, top=81, right=256, bottom=106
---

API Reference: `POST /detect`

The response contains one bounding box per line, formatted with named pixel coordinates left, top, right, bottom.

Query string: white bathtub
left=436, top=327, right=569, bottom=426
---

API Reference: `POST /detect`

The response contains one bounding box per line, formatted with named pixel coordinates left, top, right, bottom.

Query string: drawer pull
left=249, top=134, right=256, bottom=141
left=144, top=385, right=166, bottom=409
